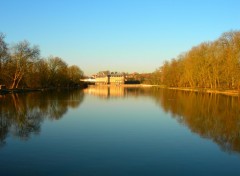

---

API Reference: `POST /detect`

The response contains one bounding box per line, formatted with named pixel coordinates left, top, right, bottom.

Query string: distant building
left=95, top=71, right=110, bottom=85
left=109, top=72, right=125, bottom=85
left=95, top=71, right=125, bottom=85
left=80, top=77, right=96, bottom=83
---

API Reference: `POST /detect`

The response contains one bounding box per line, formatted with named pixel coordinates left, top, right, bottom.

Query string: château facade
left=95, top=71, right=125, bottom=85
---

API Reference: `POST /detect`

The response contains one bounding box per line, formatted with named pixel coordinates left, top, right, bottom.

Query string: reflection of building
left=95, top=71, right=125, bottom=85
left=84, top=86, right=125, bottom=98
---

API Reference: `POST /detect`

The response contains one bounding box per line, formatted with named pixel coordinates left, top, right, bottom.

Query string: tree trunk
left=11, top=77, right=17, bottom=89
left=16, top=75, right=23, bottom=89
left=11, top=71, right=21, bottom=89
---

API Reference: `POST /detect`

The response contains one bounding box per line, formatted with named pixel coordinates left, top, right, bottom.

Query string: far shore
left=91, top=84, right=155, bottom=88
left=0, top=85, right=88, bottom=95
left=168, top=87, right=240, bottom=97
left=91, top=84, right=240, bottom=96
left=0, top=88, right=42, bottom=95
left=1, top=84, right=239, bottom=97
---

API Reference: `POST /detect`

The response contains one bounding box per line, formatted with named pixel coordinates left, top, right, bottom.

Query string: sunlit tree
left=0, top=33, right=8, bottom=85
left=67, top=65, right=84, bottom=86
left=7, top=41, right=40, bottom=89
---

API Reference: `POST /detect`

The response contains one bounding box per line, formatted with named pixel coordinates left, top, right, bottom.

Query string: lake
left=0, top=86, right=240, bottom=176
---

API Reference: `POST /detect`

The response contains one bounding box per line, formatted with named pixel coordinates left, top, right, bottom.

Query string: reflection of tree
left=0, top=114, right=8, bottom=147
left=8, top=94, right=43, bottom=140
left=148, top=88, right=240, bottom=153
left=39, top=89, right=84, bottom=119
left=85, top=86, right=240, bottom=153
left=0, top=89, right=84, bottom=146
left=0, top=95, right=12, bottom=147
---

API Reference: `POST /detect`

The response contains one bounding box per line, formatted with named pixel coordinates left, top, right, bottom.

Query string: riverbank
left=0, top=84, right=88, bottom=95
left=0, top=88, right=42, bottom=95
left=91, top=84, right=240, bottom=96
left=167, top=87, right=240, bottom=96
left=92, top=84, right=156, bottom=88
left=129, top=84, right=240, bottom=97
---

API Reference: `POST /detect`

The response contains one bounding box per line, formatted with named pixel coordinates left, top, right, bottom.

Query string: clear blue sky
left=1, top=0, right=240, bottom=75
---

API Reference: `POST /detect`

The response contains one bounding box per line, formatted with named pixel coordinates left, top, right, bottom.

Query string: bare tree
left=8, top=41, right=40, bottom=89
left=0, top=33, right=8, bottom=84
left=152, top=30, right=240, bottom=90
left=67, top=65, right=84, bottom=86
left=47, top=56, right=68, bottom=87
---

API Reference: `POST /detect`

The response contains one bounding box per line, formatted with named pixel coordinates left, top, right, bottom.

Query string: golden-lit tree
left=67, top=65, right=84, bottom=85
left=47, top=56, right=69, bottom=87
left=8, top=41, right=40, bottom=89
left=0, top=33, right=85, bottom=89
left=0, top=33, right=9, bottom=85
left=153, top=30, right=240, bottom=90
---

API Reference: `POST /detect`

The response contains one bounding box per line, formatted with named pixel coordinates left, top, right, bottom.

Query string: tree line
left=146, top=30, right=240, bottom=90
left=0, top=33, right=84, bottom=89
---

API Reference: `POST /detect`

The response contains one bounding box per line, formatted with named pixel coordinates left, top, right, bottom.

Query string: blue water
left=0, top=87, right=240, bottom=175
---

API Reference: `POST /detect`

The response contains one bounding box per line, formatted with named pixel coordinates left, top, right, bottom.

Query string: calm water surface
left=0, top=86, right=240, bottom=175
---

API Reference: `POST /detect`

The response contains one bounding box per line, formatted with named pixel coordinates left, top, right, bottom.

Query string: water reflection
left=84, top=85, right=146, bottom=98
left=84, top=85, right=124, bottom=98
left=1, top=86, right=240, bottom=154
left=154, top=89, right=240, bottom=154
left=0, top=89, right=84, bottom=147
left=85, top=86, right=240, bottom=153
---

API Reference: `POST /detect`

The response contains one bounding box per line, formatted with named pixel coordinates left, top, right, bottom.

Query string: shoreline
left=91, top=84, right=240, bottom=96
left=168, top=87, right=240, bottom=97
left=0, top=88, right=42, bottom=95
left=0, top=85, right=88, bottom=95
left=1, top=84, right=239, bottom=97
left=90, top=84, right=156, bottom=88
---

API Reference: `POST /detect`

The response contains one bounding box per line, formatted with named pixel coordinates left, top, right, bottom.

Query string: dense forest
left=146, top=31, right=240, bottom=90
left=0, top=33, right=84, bottom=89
